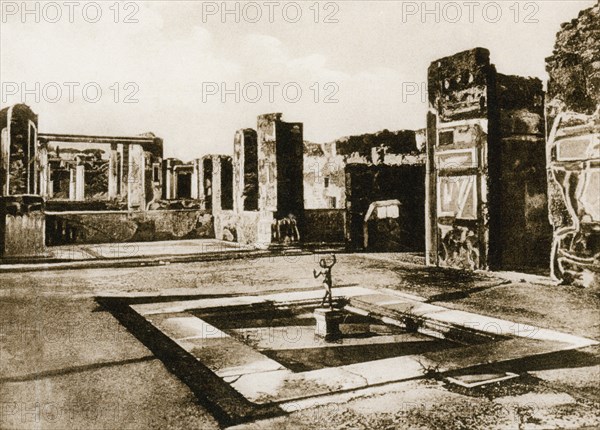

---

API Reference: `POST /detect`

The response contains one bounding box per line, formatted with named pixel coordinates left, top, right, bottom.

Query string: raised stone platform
left=122, top=286, right=598, bottom=423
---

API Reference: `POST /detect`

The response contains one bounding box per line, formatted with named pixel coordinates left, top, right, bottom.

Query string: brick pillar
left=256, top=113, right=304, bottom=245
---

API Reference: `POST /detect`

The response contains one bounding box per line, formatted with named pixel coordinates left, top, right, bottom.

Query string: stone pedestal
left=314, top=308, right=343, bottom=341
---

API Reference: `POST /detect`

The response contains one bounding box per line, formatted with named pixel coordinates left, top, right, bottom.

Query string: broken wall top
left=331, top=130, right=419, bottom=157
left=546, top=3, right=600, bottom=114
left=428, top=48, right=495, bottom=122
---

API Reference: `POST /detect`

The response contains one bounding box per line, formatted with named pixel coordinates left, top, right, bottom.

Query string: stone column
left=108, top=143, right=119, bottom=199
left=257, top=114, right=279, bottom=214
left=211, top=155, right=222, bottom=213
left=127, top=144, right=145, bottom=210
left=425, top=111, right=438, bottom=266
left=38, top=143, right=49, bottom=199
left=46, top=162, right=53, bottom=198
left=69, top=166, right=76, bottom=201
left=191, top=159, right=200, bottom=200
left=197, top=158, right=205, bottom=206
left=164, top=159, right=175, bottom=200
left=233, top=130, right=244, bottom=214
left=1, top=127, right=9, bottom=196
left=75, top=163, right=85, bottom=201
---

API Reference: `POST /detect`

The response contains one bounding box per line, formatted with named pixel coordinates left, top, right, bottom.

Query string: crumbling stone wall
left=545, top=3, right=600, bottom=288
left=45, top=209, right=214, bottom=245
left=336, top=130, right=419, bottom=161
left=220, top=128, right=262, bottom=244
left=426, top=48, right=551, bottom=272
left=303, top=130, right=425, bottom=212
left=546, top=3, right=600, bottom=120
left=303, top=141, right=345, bottom=209
left=212, top=210, right=260, bottom=244
left=0, top=195, right=46, bottom=258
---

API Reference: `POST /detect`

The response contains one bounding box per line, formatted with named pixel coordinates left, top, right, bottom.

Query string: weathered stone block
left=0, top=195, right=46, bottom=259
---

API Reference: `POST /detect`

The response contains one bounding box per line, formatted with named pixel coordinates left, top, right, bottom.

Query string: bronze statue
left=313, top=254, right=337, bottom=309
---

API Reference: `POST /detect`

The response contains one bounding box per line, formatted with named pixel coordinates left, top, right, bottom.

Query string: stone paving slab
left=177, top=337, right=286, bottom=378
left=149, top=314, right=227, bottom=340
left=351, top=293, right=598, bottom=349
left=132, top=287, right=375, bottom=316
left=146, top=313, right=286, bottom=379
left=231, top=366, right=370, bottom=403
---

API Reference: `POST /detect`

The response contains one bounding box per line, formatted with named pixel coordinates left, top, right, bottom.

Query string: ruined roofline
left=257, top=112, right=303, bottom=127
left=496, top=73, right=543, bottom=84
left=322, top=128, right=419, bottom=145
left=201, top=153, right=232, bottom=160
left=545, top=2, right=599, bottom=115
left=257, top=112, right=283, bottom=122
left=428, top=47, right=491, bottom=69
left=236, top=128, right=257, bottom=134
left=557, top=2, right=599, bottom=32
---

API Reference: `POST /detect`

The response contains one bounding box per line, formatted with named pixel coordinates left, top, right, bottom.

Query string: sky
left=1, top=0, right=596, bottom=160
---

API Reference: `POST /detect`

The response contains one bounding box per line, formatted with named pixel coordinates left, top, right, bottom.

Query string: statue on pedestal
left=313, top=254, right=336, bottom=309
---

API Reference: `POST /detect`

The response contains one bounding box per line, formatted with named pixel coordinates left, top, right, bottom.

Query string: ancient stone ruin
left=426, top=48, right=551, bottom=272
left=1, top=3, right=598, bottom=289
left=545, top=3, right=599, bottom=287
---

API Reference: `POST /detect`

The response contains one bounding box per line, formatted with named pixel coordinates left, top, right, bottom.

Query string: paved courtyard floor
left=1, top=252, right=598, bottom=429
